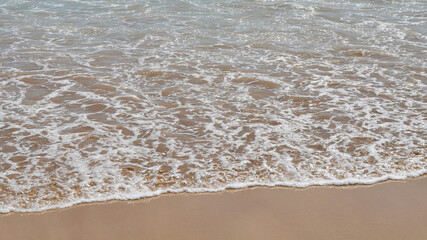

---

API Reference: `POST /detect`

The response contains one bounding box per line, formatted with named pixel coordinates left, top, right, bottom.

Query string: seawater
left=0, top=0, right=426, bottom=213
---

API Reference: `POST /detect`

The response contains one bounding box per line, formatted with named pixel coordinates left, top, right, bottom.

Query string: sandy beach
left=1, top=176, right=426, bottom=240
left=1, top=1, right=426, bottom=240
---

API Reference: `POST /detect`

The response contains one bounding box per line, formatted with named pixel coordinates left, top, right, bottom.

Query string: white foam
left=2, top=171, right=426, bottom=214
left=0, top=0, right=426, bottom=213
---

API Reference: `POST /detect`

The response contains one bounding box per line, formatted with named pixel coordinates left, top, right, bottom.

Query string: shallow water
left=0, top=0, right=426, bottom=213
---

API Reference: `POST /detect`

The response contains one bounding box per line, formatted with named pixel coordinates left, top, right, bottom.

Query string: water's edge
left=2, top=171, right=426, bottom=215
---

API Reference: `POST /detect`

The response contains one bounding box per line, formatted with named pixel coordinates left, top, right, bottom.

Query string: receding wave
left=0, top=0, right=426, bottom=213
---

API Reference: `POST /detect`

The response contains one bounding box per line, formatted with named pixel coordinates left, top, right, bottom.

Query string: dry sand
left=1, top=176, right=426, bottom=240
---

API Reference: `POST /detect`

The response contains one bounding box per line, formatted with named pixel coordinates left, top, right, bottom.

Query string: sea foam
left=0, top=0, right=426, bottom=213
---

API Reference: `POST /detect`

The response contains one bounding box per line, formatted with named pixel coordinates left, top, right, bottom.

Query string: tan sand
left=0, top=176, right=426, bottom=240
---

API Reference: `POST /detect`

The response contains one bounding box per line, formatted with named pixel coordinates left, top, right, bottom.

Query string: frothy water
left=0, top=0, right=426, bottom=213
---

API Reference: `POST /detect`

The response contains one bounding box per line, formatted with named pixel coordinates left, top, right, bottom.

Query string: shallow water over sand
left=0, top=0, right=426, bottom=212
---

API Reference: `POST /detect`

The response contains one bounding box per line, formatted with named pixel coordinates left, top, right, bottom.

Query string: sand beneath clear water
left=0, top=176, right=426, bottom=240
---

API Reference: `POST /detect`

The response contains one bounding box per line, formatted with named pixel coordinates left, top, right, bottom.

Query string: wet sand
left=1, top=176, right=426, bottom=240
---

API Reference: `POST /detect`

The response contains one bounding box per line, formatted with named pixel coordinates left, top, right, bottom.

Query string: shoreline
left=1, top=175, right=426, bottom=240
left=2, top=174, right=426, bottom=216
